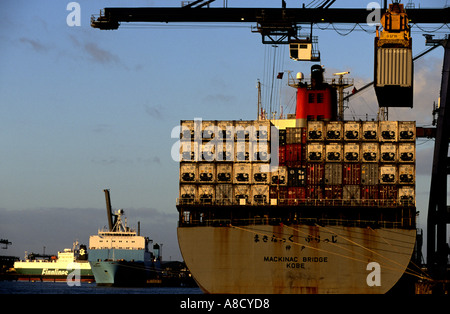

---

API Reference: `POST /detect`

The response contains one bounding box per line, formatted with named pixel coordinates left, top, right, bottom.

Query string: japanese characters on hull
left=178, top=119, right=415, bottom=208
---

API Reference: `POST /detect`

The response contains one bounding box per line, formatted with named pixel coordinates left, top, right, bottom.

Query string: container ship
left=175, top=3, right=419, bottom=294
left=176, top=67, right=417, bottom=294
left=88, top=190, right=162, bottom=286
left=13, top=241, right=93, bottom=282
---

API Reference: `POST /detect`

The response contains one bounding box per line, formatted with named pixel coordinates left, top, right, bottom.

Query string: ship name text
left=42, top=269, right=69, bottom=276
left=263, top=256, right=328, bottom=269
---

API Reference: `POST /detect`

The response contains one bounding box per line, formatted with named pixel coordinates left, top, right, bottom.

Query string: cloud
left=83, top=42, right=121, bottom=65
left=344, top=56, right=443, bottom=124
left=144, top=104, right=164, bottom=119
left=19, top=37, right=48, bottom=53
left=202, top=93, right=236, bottom=104
left=68, top=34, right=126, bottom=68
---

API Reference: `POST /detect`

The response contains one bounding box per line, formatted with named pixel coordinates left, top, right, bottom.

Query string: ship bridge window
left=308, top=93, right=315, bottom=103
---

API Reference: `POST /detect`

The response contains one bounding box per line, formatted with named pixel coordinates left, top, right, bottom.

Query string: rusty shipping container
left=215, top=184, right=233, bottom=205
left=306, top=163, right=324, bottom=185
left=361, top=163, right=379, bottom=185
left=324, top=185, right=343, bottom=200
left=343, top=163, right=361, bottom=185
left=324, top=163, right=342, bottom=185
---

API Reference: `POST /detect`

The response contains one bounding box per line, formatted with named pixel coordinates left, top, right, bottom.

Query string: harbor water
left=0, top=280, right=202, bottom=294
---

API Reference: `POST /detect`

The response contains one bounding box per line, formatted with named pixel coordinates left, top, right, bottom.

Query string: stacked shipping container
left=179, top=120, right=272, bottom=205
left=274, top=120, right=416, bottom=206
left=179, top=119, right=416, bottom=208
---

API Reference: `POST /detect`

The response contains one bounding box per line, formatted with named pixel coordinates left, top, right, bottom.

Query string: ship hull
left=89, top=260, right=152, bottom=286
left=14, top=261, right=93, bottom=282
left=178, top=224, right=416, bottom=294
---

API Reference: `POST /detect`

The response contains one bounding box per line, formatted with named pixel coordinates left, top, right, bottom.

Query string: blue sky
left=0, top=0, right=448, bottom=261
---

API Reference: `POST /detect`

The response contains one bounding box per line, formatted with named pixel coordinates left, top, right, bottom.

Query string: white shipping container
left=198, top=163, right=216, bottom=183
left=233, top=163, right=252, bottom=184
left=252, top=185, right=269, bottom=205
left=380, top=165, right=397, bottom=184
left=344, top=121, right=361, bottom=141
left=235, top=121, right=254, bottom=141
left=253, top=140, right=271, bottom=162
left=379, top=121, right=398, bottom=142
left=361, top=142, right=379, bottom=162
left=344, top=143, right=360, bottom=162
left=201, top=142, right=216, bottom=161
left=216, top=142, right=234, bottom=162
left=362, top=121, right=378, bottom=141
left=179, top=184, right=197, bottom=204
left=253, top=120, right=271, bottom=141
left=307, top=121, right=324, bottom=141
left=399, top=186, right=415, bottom=204
left=253, top=164, right=270, bottom=184
left=326, top=121, right=343, bottom=140
left=216, top=163, right=233, bottom=183
left=398, top=121, right=416, bottom=141
left=398, top=143, right=415, bottom=163
left=235, top=142, right=251, bottom=162
left=181, top=119, right=203, bottom=141
left=398, top=164, right=415, bottom=184
left=234, top=185, right=251, bottom=205
left=198, top=185, right=215, bottom=204
left=380, top=143, right=398, bottom=162
left=325, top=143, right=343, bottom=162
left=202, top=121, right=217, bottom=141
left=307, top=143, right=324, bottom=162
left=180, top=120, right=195, bottom=140
left=180, top=163, right=198, bottom=183
left=270, top=166, right=287, bottom=186
left=217, top=121, right=235, bottom=141
left=179, top=140, right=199, bottom=162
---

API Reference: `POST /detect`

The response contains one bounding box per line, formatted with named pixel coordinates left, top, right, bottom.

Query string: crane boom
left=91, top=7, right=450, bottom=30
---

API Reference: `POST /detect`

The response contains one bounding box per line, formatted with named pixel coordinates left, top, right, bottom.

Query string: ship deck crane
left=91, top=2, right=450, bottom=294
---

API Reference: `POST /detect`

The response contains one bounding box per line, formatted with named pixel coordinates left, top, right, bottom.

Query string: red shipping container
left=343, top=163, right=361, bottom=185
left=306, top=185, right=323, bottom=200
left=324, top=185, right=343, bottom=199
left=278, top=145, right=286, bottom=166
left=361, top=185, right=379, bottom=200
left=286, top=144, right=302, bottom=161
left=306, top=163, right=324, bottom=185
left=288, top=187, right=306, bottom=204
left=379, top=185, right=397, bottom=199
left=270, top=186, right=288, bottom=204
left=286, top=144, right=303, bottom=167
left=301, top=128, right=307, bottom=145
